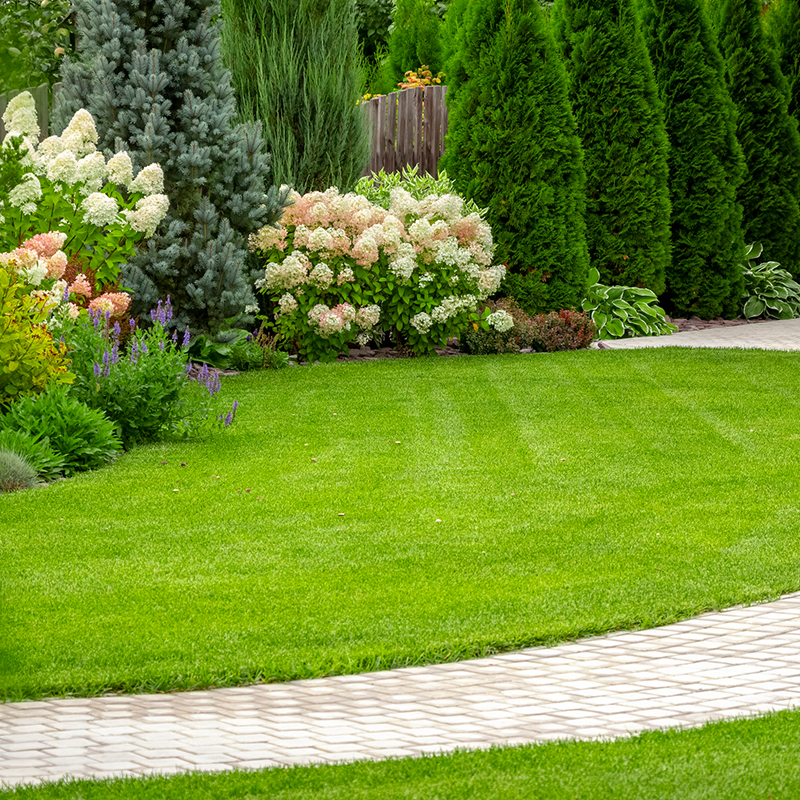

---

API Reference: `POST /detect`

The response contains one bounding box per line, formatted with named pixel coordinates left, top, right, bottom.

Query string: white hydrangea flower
left=431, top=305, right=449, bottom=324
left=308, top=263, right=334, bottom=289
left=75, top=152, right=107, bottom=193
left=487, top=309, right=514, bottom=333
left=355, top=304, right=380, bottom=329
left=8, top=173, right=42, bottom=209
left=409, top=218, right=434, bottom=244
left=81, top=192, right=119, bottom=227
left=106, top=151, right=134, bottom=187
left=2, top=92, right=40, bottom=140
left=2, top=92, right=35, bottom=128
left=23, top=260, right=48, bottom=287
left=419, top=272, right=434, bottom=287
left=122, top=193, right=169, bottom=237
left=307, top=227, right=333, bottom=252
left=35, top=135, right=65, bottom=167
left=244, top=303, right=259, bottom=314
left=410, top=312, right=432, bottom=334
left=129, top=163, right=164, bottom=195
left=435, top=194, right=464, bottom=221
left=389, top=187, right=420, bottom=219
left=46, top=149, right=78, bottom=184
left=278, top=293, right=298, bottom=315
left=388, top=255, right=416, bottom=282
left=477, top=265, right=506, bottom=298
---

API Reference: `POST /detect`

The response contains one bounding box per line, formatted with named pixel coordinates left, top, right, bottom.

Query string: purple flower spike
left=113, top=322, right=121, bottom=340
left=171, top=330, right=178, bottom=344
left=104, top=309, right=111, bottom=320
left=185, top=362, right=192, bottom=375
left=141, top=342, right=148, bottom=355
left=129, top=318, right=136, bottom=329
left=232, top=400, right=239, bottom=414
left=62, top=284, right=70, bottom=302
left=159, top=340, right=165, bottom=352
left=93, top=362, right=101, bottom=378
left=182, top=328, right=190, bottom=348
left=224, top=413, right=232, bottom=426
left=102, top=350, right=110, bottom=367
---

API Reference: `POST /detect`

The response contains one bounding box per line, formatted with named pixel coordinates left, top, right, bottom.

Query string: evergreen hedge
left=713, top=0, right=800, bottom=274
left=442, top=0, right=589, bottom=314
left=221, top=0, right=370, bottom=195
left=55, top=0, right=286, bottom=331
left=766, top=0, right=800, bottom=136
left=640, top=0, right=746, bottom=318
left=553, top=0, right=671, bottom=294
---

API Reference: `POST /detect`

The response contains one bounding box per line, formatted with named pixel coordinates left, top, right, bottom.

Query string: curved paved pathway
left=599, top=317, right=800, bottom=350
left=2, top=593, right=800, bottom=788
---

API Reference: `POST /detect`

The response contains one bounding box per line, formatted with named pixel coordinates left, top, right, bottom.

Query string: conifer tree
left=766, top=0, right=800, bottom=127
left=640, top=0, right=746, bottom=318
left=54, top=0, right=286, bottom=331
left=712, top=0, right=800, bottom=272
left=443, top=0, right=589, bottom=313
left=222, top=0, right=370, bottom=194
left=553, top=0, right=671, bottom=294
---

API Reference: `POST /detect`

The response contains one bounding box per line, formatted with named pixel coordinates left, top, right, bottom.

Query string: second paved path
left=2, top=594, right=800, bottom=787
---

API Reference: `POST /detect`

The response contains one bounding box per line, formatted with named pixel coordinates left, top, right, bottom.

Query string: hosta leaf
left=743, top=296, right=766, bottom=318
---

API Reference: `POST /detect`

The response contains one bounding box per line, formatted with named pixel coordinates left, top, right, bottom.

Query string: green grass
left=1, top=348, right=799, bottom=700
left=3, top=709, right=800, bottom=798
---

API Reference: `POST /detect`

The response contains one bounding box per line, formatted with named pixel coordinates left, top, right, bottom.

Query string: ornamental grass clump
left=250, top=186, right=506, bottom=361
left=0, top=450, right=41, bottom=494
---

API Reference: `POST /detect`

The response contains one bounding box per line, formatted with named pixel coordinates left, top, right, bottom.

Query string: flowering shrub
left=64, top=299, right=238, bottom=447
left=0, top=267, right=73, bottom=409
left=529, top=310, right=596, bottom=352
left=0, top=92, right=169, bottom=287
left=250, top=186, right=505, bottom=361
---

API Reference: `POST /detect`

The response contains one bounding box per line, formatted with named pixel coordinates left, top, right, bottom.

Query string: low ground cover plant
left=250, top=185, right=505, bottom=361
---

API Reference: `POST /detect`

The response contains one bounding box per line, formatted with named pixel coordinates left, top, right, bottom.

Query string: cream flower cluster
left=305, top=301, right=380, bottom=338
left=1, top=92, right=169, bottom=234
left=252, top=186, right=504, bottom=299
left=0, top=232, right=68, bottom=289
left=487, top=309, right=514, bottom=333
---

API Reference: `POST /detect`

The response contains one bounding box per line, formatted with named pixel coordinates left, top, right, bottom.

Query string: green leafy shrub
left=553, top=0, right=672, bottom=295
left=461, top=300, right=524, bottom=355
left=581, top=268, right=677, bottom=340
left=250, top=186, right=505, bottom=361
left=188, top=326, right=290, bottom=371
left=64, top=300, right=238, bottom=448
left=741, top=243, right=800, bottom=319
left=0, top=387, right=122, bottom=477
left=0, top=429, right=65, bottom=482
left=0, top=0, right=72, bottom=94
left=0, top=450, right=40, bottom=494
left=0, top=267, right=74, bottom=410
left=356, top=0, right=394, bottom=60
left=443, top=0, right=590, bottom=314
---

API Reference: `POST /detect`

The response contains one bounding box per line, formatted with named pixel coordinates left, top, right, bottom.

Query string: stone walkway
left=599, top=317, right=800, bottom=350
left=2, top=594, right=800, bottom=788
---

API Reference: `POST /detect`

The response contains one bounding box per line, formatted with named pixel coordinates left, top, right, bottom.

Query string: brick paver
left=599, top=317, right=800, bottom=350
left=2, top=594, right=800, bottom=787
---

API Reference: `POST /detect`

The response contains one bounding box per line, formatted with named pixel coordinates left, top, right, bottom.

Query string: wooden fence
left=0, top=82, right=62, bottom=142
left=360, top=85, right=448, bottom=178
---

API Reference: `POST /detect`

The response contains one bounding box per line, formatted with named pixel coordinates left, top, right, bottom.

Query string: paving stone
left=3, top=592, right=800, bottom=788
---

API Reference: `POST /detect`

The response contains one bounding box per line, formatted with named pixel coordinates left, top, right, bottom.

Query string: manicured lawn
left=1, top=348, right=799, bottom=700
left=3, top=709, right=800, bottom=798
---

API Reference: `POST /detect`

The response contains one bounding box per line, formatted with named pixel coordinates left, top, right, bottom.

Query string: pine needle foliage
left=712, top=0, right=800, bottom=273
left=54, top=0, right=286, bottom=332
left=640, top=0, right=746, bottom=318
left=442, top=0, right=589, bottom=314
left=553, top=0, right=672, bottom=294
left=765, top=0, right=800, bottom=132
left=221, top=0, right=370, bottom=194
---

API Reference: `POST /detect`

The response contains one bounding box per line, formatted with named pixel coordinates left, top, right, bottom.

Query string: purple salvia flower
left=185, top=362, right=192, bottom=375
left=111, top=342, right=119, bottom=364
left=159, top=340, right=165, bottom=352
left=224, top=413, right=232, bottom=426
left=199, top=362, right=208, bottom=380
left=93, top=362, right=101, bottom=378
left=113, top=322, right=121, bottom=340
left=102, top=350, right=110, bottom=367
left=171, top=330, right=178, bottom=344
left=129, top=318, right=136, bottom=329
left=141, top=342, right=148, bottom=355
left=232, top=400, right=239, bottom=415
left=130, top=340, right=139, bottom=364
left=105, top=309, right=111, bottom=321
left=62, top=284, right=70, bottom=302
left=164, top=296, right=173, bottom=325
left=182, top=327, right=190, bottom=348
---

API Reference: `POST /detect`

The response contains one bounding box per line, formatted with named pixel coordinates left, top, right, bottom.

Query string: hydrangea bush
left=0, top=92, right=169, bottom=287
left=250, top=186, right=505, bottom=361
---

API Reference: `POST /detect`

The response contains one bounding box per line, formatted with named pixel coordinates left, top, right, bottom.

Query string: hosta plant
left=250, top=186, right=505, bottom=361
left=741, top=243, right=800, bottom=319
left=581, top=268, right=677, bottom=339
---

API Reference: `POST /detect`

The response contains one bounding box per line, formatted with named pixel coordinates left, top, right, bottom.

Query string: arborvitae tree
left=766, top=0, right=800, bottom=125
left=553, top=0, right=671, bottom=294
left=640, top=0, right=746, bottom=318
left=379, top=0, right=444, bottom=93
left=221, top=0, right=369, bottom=194
left=441, top=0, right=469, bottom=76
left=55, top=0, right=286, bottom=331
left=443, top=0, right=589, bottom=313
left=712, top=0, right=800, bottom=272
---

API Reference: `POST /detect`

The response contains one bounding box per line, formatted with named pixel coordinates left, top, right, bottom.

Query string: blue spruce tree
left=54, top=0, right=287, bottom=330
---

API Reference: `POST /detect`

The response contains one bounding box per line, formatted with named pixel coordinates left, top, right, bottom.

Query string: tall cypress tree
left=640, top=0, right=746, bottom=318
left=221, top=0, right=370, bottom=194
left=443, top=0, right=589, bottom=314
left=712, top=0, right=800, bottom=273
left=55, top=0, right=286, bottom=331
left=553, top=0, right=672, bottom=294
left=766, top=0, right=800, bottom=125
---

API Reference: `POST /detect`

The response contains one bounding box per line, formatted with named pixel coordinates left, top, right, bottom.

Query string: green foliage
left=440, top=0, right=469, bottom=74
left=0, top=268, right=73, bottom=410
left=0, top=387, right=121, bottom=477
left=0, top=449, right=40, bottom=493
left=443, top=0, right=590, bottom=313
left=581, top=267, right=677, bottom=339
left=356, top=165, right=484, bottom=213
left=640, top=0, right=746, bottom=319
left=221, top=0, right=370, bottom=195
left=381, top=0, right=444, bottom=92
left=740, top=243, right=800, bottom=318
left=0, top=428, right=65, bottom=482
left=187, top=326, right=288, bottom=371
left=356, top=0, right=394, bottom=60
left=64, top=303, right=235, bottom=448
left=55, top=0, right=287, bottom=332
left=713, top=0, right=800, bottom=274
left=0, top=0, right=72, bottom=94
left=553, top=0, right=671, bottom=295
left=765, top=0, right=800, bottom=124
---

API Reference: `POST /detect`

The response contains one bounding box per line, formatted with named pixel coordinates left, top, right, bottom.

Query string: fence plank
left=376, top=94, right=386, bottom=176
left=385, top=93, right=397, bottom=174
left=413, top=87, right=423, bottom=174
left=397, top=88, right=410, bottom=170
left=429, top=86, right=441, bottom=178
